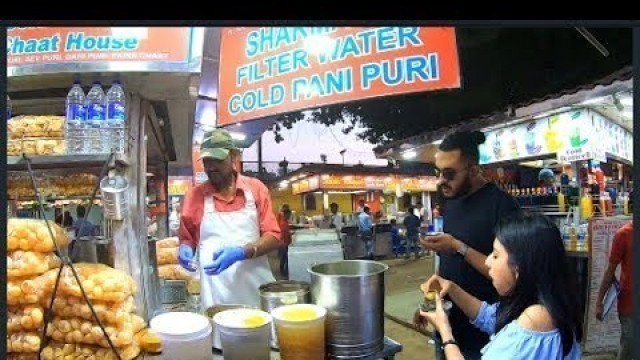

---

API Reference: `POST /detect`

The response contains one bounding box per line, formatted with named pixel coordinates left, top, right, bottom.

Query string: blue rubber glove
left=203, top=246, right=246, bottom=276
left=178, top=244, right=197, bottom=272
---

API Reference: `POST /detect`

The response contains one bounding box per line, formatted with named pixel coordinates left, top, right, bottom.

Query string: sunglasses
left=435, top=167, right=470, bottom=181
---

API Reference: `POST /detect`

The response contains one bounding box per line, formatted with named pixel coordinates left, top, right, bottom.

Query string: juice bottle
left=580, top=192, right=593, bottom=220
left=623, top=192, right=630, bottom=216
left=558, top=191, right=566, bottom=213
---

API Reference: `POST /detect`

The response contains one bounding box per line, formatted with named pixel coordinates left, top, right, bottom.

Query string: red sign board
left=8, top=27, right=192, bottom=67
left=218, top=27, right=460, bottom=125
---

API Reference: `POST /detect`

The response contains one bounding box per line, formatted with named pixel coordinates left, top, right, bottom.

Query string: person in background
left=356, top=199, right=366, bottom=214
left=433, top=203, right=442, bottom=218
left=357, top=206, right=374, bottom=260
left=390, top=219, right=404, bottom=257
left=419, top=130, right=521, bottom=360
left=414, top=202, right=425, bottom=221
left=73, top=205, right=96, bottom=238
left=178, top=128, right=282, bottom=325
left=55, top=208, right=74, bottom=228
left=54, top=208, right=63, bottom=225
left=277, top=205, right=293, bottom=278
left=596, top=221, right=633, bottom=360
left=329, top=202, right=344, bottom=232
left=416, top=213, right=582, bottom=359
left=403, top=207, right=421, bottom=260
left=62, top=211, right=74, bottom=228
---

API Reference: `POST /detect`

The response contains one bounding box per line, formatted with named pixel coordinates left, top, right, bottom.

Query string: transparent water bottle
left=85, top=82, right=106, bottom=154
left=105, top=80, right=127, bottom=153
left=65, top=82, right=86, bottom=154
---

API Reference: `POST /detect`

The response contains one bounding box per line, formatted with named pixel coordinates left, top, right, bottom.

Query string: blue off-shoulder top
left=471, top=302, right=582, bottom=360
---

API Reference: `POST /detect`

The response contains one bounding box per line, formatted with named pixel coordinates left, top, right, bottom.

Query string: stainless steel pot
left=309, top=260, right=388, bottom=359
left=259, top=280, right=311, bottom=349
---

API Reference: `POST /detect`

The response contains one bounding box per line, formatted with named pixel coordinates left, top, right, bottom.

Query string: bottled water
left=105, top=80, right=127, bottom=153
left=85, top=82, right=106, bottom=154
left=65, top=82, right=86, bottom=154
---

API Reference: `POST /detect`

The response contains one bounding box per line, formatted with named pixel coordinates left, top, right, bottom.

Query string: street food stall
left=373, top=68, right=633, bottom=355
left=270, top=164, right=438, bottom=221
left=6, top=25, right=464, bottom=360
left=7, top=26, right=204, bottom=359
left=269, top=164, right=438, bottom=259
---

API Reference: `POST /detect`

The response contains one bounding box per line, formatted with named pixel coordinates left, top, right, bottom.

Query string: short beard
left=207, top=172, right=233, bottom=190
left=444, top=174, right=474, bottom=200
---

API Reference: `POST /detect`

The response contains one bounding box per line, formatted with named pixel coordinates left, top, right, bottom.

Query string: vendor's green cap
left=199, top=128, right=237, bottom=160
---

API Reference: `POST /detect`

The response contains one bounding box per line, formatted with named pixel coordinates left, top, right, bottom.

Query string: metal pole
left=258, top=136, right=263, bottom=176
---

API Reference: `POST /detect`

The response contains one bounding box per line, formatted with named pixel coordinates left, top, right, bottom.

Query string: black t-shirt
left=439, top=182, right=521, bottom=353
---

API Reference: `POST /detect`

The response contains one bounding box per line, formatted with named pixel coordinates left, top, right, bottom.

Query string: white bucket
left=150, top=312, right=212, bottom=360
left=213, top=308, right=272, bottom=360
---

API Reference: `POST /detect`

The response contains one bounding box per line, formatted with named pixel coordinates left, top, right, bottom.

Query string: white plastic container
left=213, top=308, right=272, bottom=360
left=150, top=312, right=212, bottom=360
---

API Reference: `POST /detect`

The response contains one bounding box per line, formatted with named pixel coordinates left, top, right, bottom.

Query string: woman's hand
left=421, top=274, right=454, bottom=299
left=419, top=293, right=453, bottom=336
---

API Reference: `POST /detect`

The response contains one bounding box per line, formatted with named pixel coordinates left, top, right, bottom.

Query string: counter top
left=145, top=336, right=402, bottom=360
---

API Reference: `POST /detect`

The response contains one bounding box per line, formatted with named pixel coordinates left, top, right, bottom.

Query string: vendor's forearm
left=244, top=233, right=281, bottom=258
left=449, top=282, right=483, bottom=321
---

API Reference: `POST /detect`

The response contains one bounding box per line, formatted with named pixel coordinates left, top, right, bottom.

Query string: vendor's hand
left=203, top=246, right=247, bottom=276
left=420, top=233, right=459, bottom=254
left=595, top=303, right=604, bottom=321
left=178, top=244, right=197, bottom=272
left=421, top=274, right=454, bottom=299
left=419, top=293, right=452, bottom=335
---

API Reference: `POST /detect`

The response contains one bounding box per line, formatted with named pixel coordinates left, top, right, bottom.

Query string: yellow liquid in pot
left=280, top=307, right=318, bottom=322
left=241, top=314, right=267, bottom=328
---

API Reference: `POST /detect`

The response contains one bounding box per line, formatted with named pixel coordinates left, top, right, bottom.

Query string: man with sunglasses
left=417, top=130, right=520, bottom=360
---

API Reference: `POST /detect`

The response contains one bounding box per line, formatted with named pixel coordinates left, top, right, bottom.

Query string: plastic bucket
left=150, top=312, right=212, bottom=360
left=204, top=303, right=255, bottom=350
left=271, top=304, right=327, bottom=360
left=213, top=308, right=272, bottom=360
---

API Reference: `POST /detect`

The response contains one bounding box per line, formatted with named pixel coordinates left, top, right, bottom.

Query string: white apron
left=198, top=188, right=275, bottom=308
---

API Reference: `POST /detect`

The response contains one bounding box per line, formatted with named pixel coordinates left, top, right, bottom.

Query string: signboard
left=590, top=110, right=633, bottom=163
left=7, top=27, right=200, bottom=76
left=292, top=174, right=437, bottom=194
left=401, top=177, right=439, bottom=192
left=218, top=27, right=460, bottom=126
left=168, top=177, right=192, bottom=196
left=479, top=110, right=593, bottom=165
left=558, top=145, right=606, bottom=164
left=479, top=108, right=633, bottom=165
left=292, top=176, right=320, bottom=195
left=584, top=218, right=630, bottom=353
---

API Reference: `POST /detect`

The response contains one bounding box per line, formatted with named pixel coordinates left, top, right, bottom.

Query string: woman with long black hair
left=416, top=213, right=582, bottom=359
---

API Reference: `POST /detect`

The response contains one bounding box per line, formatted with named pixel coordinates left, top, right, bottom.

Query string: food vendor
left=177, top=128, right=282, bottom=309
